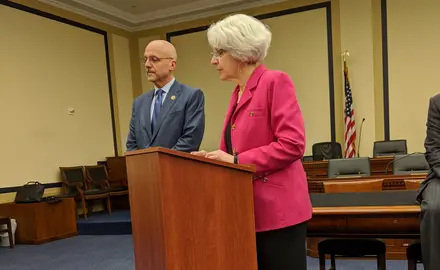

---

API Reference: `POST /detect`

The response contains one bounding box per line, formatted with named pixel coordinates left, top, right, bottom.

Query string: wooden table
left=303, top=156, right=394, bottom=178
left=307, top=190, right=420, bottom=259
left=0, top=197, right=77, bottom=244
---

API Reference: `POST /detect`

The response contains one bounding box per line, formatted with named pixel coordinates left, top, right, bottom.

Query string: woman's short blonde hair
left=207, top=14, right=272, bottom=64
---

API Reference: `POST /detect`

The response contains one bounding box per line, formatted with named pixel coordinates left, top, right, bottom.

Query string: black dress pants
left=256, top=221, right=307, bottom=270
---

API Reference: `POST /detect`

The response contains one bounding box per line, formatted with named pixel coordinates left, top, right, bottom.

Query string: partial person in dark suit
left=418, top=93, right=440, bottom=270
left=126, top=40, right=205, bottom=152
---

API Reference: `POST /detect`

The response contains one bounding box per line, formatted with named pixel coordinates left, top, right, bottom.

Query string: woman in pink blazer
left=192, top=14, right=312, bottom=269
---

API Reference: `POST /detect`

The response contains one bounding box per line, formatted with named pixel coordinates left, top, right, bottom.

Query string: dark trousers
left=256, top=221, right=307, bottom=270
left=420, top=179, right=440, bottom=270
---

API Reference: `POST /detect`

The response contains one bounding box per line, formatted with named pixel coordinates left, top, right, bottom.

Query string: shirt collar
left=154, top=77, right=175, bottom=95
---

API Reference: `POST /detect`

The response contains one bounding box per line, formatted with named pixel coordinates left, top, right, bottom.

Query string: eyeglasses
left=210, top=49, right=226, bottom=59
left=141, top=56, right=174, bottom=64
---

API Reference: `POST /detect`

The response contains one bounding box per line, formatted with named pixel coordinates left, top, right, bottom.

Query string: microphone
left=384, top=152, right=424, bottom=174
left=357, top=118, right=366, bottom=157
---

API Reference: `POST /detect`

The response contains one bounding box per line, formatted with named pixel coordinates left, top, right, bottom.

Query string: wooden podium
left=125, top=147, right=257, bottom=270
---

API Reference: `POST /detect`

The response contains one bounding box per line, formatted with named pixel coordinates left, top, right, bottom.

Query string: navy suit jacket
left=417, top=93, right=440, bottom=201
left=126, top=80, right=205, bottom=152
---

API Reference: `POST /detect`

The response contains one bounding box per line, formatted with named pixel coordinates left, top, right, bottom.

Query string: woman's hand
left=190, top=150, right=207, bottom=157
left=205, top=150, right=234, bottom=163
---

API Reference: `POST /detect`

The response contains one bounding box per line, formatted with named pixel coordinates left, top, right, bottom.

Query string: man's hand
left=205, top=150, right=234, bottom=163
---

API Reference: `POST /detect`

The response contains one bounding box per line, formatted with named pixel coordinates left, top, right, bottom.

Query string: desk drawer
left=307, top=217, right=346, bottom=233
left=346, top=217, right=419, bottom=234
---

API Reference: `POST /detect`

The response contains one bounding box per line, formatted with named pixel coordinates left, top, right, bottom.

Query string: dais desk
left=308, top=190, right=420, bottom=259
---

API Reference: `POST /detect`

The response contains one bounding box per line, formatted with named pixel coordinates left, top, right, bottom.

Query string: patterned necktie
left=151, top=89, right=164, bottom=131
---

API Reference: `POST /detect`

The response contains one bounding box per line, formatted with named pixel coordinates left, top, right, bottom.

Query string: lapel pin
left=170, top=95, right=176, bottom=100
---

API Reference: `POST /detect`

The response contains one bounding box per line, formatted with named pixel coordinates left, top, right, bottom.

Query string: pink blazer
left=220, top=64, right=312, bottom=232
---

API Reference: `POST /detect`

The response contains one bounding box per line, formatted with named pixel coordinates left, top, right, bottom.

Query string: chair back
left=302, top=155, right=314, bottom=162
left=312, top=142, right=343, bottom=161
left=327, top=157, right=371, bottom=178
left=105, top=156, right=127, bottom=185
left=84, top=165, right=109, bottom=190
left=59, top=166, right=86, bottom=195
left=393, top=154, right=429, bottom=175
left=373, top=140, right=407, bottom=157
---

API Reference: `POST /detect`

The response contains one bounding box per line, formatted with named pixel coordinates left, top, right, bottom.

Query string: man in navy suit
left=126, top=40, right=205, bottom=152
left=419, top=93, right=440, bottom=270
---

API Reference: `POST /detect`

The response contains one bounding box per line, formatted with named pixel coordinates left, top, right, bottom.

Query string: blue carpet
left=68, top=210, right=425, bottom=269
left=0, top=235, right=134, bottom=270
left=0, top=235, right=424, bottom=269
left=77, top=210, right=131, bottom=235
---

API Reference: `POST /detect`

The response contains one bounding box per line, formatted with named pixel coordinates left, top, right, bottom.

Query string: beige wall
left=112, top=34, right=134, bottom=153
left=386, top=0, right=440, bottom=153
left=0, top=1, right=136, bottom=202
left=0, top=4, right=114, bottom=188
left=8, top=0, right=140, bottom=154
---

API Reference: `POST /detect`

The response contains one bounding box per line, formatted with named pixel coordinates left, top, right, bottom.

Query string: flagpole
left=342, top=50, right=349, bottom=81
left=341, top=50, right=357, bottom=158
left=342, top=50, right=349, bottom=86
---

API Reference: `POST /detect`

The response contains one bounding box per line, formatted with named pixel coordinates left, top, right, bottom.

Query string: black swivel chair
left=302, top=155, right=314, bottom=162
left=406, top=241, right=422, bottom=270
left=318, top=239, right=386, bottom=270
left=327, top=157, right=372, bottom=179
left=392, top=154, right=429, bottom=175
left=312, top=142, right=343, bottom=161
left=373, top=140, right=407, bottom=157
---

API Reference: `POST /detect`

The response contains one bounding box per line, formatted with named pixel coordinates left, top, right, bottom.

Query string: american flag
left=343, top=60, right=356, bottom=158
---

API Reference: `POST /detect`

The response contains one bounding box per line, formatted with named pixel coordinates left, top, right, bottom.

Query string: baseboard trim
left=0, top=182, right=63, bottom=194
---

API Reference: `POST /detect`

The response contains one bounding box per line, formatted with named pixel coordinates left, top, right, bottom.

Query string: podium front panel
left=160, top=154, right=257, bottom=270
left=126, top=149, right=257, bottom=270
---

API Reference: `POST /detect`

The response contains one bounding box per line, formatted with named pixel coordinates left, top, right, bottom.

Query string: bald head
left=146, top=40, right=177, bottom=60
left=143, top=40, right=178, bottom=88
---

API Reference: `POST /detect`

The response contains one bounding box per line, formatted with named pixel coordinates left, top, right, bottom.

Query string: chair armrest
left=107, top=176, right=128, bottom=187
left=76, top=183, right=85, bottom=195
left=102, top=180, right=110, bottom=189
left=64, top=182, right=84, bottom=189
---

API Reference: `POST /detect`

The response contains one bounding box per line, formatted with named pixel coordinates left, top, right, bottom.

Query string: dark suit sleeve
left=424, top=96, right=440, bottom=176
left=172, top=89, right=205, bottom=152
left=126, top=101, right=137, bottom=151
